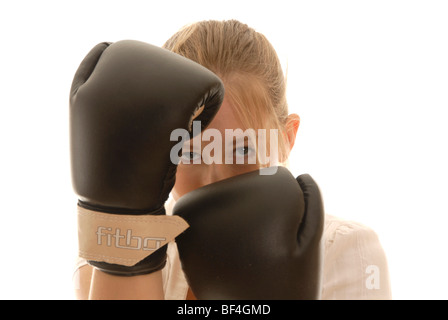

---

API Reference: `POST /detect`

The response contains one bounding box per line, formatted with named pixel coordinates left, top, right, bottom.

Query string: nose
left=199, top=163, right=234, bottom=187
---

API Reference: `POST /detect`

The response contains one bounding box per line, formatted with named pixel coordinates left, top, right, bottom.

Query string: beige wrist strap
left=77, top=206, right=189, bottom=267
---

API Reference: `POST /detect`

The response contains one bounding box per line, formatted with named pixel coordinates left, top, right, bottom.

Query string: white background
left=0, top=0, right=447, bottom=299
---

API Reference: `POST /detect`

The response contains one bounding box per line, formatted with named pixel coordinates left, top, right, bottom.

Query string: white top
left=75, top=199, right=392, bottom=300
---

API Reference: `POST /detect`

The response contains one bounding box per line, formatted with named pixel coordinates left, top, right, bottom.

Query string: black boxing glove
left=173, top=166, right=324, bottom=299
left=70, top=40, right=224, bottom=276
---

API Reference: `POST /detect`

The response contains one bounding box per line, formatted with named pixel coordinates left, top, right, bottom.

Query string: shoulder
left=324, top=214, right=381, bottom=250
left=321, top=214, right=392, bottom=300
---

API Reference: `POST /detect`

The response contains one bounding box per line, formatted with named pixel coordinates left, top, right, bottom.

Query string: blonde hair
left=163, top=20, right=290, bottom=165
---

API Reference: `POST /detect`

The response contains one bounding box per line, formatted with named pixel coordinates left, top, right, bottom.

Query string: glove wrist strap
left=77, top=205, right=189, bottom=268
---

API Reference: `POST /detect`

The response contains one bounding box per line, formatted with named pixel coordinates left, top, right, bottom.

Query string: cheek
left=226, top=163, right=260, bottom=177
left=173, top=164, right=202, bottom=200
left=173, top=163, right=260, bottom=200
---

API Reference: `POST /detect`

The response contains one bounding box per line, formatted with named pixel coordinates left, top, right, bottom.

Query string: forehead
left=207, top=96, right=245, bottom=132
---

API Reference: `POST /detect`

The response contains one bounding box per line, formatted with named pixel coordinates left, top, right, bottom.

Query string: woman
left=74, top=19, right=392, bottom=300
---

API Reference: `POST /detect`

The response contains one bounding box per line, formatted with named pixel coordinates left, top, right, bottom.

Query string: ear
left=285, top=113, right=300, bottom=152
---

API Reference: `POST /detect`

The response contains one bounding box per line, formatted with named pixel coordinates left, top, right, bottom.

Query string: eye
left=180, top=151, right=201, bottom=163
left=234, top=146, right=255, bottom=164
left=235, top=146, right=251, bottom=156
